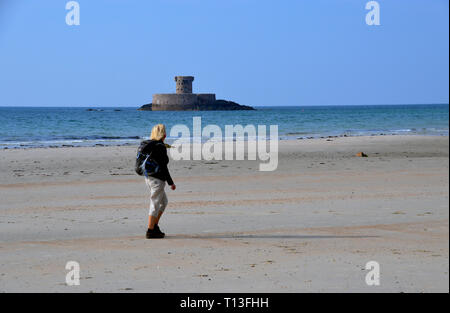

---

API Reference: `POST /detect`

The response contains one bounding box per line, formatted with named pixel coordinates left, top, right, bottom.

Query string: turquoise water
left=0, top=104, right=448, bottom=149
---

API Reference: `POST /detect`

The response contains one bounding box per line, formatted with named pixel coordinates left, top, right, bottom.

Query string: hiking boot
left=154, top=224, right=165, bottom=237
left=146, top=228, right=164, bottom=239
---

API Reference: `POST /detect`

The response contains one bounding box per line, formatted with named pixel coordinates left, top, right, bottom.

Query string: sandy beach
left=0, top=135, right=448, bottom=292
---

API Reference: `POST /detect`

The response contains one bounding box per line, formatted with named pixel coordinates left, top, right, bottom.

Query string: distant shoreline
left=0, top=103, right=449, bottom=108
left=1, top=133, right=448, bottom=151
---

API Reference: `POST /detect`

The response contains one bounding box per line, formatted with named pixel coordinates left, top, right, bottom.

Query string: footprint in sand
left=417, top=212, right=433, bottom=216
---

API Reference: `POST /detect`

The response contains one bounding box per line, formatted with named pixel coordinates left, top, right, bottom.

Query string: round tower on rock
left=151, top=76, right=217, bottom=111
left=175, top=76, right=194, bottom=94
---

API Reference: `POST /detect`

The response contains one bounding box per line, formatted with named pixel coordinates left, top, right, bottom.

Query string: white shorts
left=145, top=177, right=168, bottom=217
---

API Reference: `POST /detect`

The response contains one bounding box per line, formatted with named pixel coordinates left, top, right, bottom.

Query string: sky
left=0, top=0, right=448, bottom=107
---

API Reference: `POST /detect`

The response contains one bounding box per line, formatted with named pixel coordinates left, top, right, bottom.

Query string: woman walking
left=136, top=124, right=176, bottom=239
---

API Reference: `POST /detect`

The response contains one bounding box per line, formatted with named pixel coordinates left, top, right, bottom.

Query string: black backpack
left=135, top=140, right=160, bottom=177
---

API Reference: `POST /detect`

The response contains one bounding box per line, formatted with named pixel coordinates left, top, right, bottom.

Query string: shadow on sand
left=167, top=234, right=379, bottom=240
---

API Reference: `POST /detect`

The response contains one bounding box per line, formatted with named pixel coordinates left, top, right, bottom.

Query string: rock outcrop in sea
left=138, top=76, right=255, bottom=111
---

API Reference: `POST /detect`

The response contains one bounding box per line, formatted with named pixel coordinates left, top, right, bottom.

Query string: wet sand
left=0, top=135, right=448, bottom=292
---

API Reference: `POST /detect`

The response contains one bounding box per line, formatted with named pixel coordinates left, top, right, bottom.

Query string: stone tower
left=144, top=75, right=253, bottom=111
left=175, top=76, right=194, bottom=94
left=152, top=76, right=216, bottom=111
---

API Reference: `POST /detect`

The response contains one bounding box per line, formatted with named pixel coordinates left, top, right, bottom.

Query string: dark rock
left=138, top=104, right=152, bottom=111
left=196, top=99, right=255, bottom=111
left=138, top=100, right=254, bottom=111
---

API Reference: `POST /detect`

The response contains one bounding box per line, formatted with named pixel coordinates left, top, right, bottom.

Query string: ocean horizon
left=1, top=104, right=448, bottom=149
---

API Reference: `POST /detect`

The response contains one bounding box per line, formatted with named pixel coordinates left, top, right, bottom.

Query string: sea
left=0, top=104, right=448, bottom=149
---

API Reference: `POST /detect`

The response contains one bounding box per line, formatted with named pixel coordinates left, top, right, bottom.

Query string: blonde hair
left=150, top=124, right=166, bottom=141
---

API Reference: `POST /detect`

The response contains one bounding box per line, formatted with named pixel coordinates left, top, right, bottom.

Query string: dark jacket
left=139, top=139, right=174, bottom=185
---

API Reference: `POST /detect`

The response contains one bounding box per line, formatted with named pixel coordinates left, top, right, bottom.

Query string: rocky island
left=138, top=76, right=254, bottom=111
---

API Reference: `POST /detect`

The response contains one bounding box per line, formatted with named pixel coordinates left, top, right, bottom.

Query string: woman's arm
left=160, top=144, right=174, bottom=186
left=165, top=168, right=174, bottom=186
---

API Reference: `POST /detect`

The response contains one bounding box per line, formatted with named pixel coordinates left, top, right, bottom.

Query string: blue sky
left=0, top=0, right=448, bottom=107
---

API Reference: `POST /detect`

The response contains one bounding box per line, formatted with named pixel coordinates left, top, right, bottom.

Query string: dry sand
left=0, top=135, right=448, bottom=292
